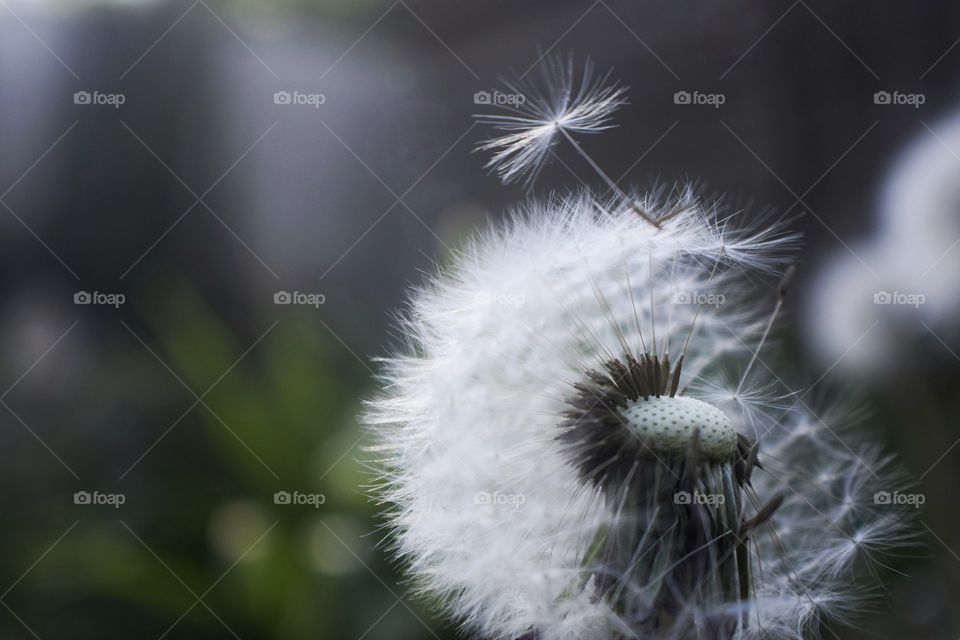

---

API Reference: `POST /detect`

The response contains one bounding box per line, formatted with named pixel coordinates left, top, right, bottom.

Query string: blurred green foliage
left=0, top=280, right=454, bottom=639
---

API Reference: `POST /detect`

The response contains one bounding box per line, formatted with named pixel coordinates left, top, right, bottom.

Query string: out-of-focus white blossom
left=806, top=111, right=960, bottom=372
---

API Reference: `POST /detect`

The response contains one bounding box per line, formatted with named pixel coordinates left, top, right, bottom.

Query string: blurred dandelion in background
left=806, top=110, right=960, bottom=374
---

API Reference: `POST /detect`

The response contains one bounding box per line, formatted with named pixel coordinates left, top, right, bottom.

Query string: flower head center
left=619, top=395, right=736, bottom=460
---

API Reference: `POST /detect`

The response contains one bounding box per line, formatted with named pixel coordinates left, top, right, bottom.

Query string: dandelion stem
left=558, top=127, right=661, bottom=229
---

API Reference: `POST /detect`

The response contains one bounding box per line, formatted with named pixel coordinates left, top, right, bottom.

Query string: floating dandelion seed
left=473, top=55, right=661, bottom=227
left=475, top=55, right=626, bottom=186
left=368, top=59, right=916, bottom=640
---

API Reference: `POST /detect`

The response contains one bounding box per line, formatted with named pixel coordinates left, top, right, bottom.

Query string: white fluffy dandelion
left=367, top=60, right=914, bottom=640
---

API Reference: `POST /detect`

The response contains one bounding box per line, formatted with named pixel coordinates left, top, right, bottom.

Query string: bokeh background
left=1, top=0, right=958, bottom=638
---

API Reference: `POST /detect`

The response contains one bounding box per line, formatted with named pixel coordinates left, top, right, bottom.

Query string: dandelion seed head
left=366, top=188, right=913, bottom=640
left=368, top=59, right=915, bottom=640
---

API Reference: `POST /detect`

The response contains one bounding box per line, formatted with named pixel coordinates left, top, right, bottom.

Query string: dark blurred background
left=1, top=1, right=959, bottom=638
